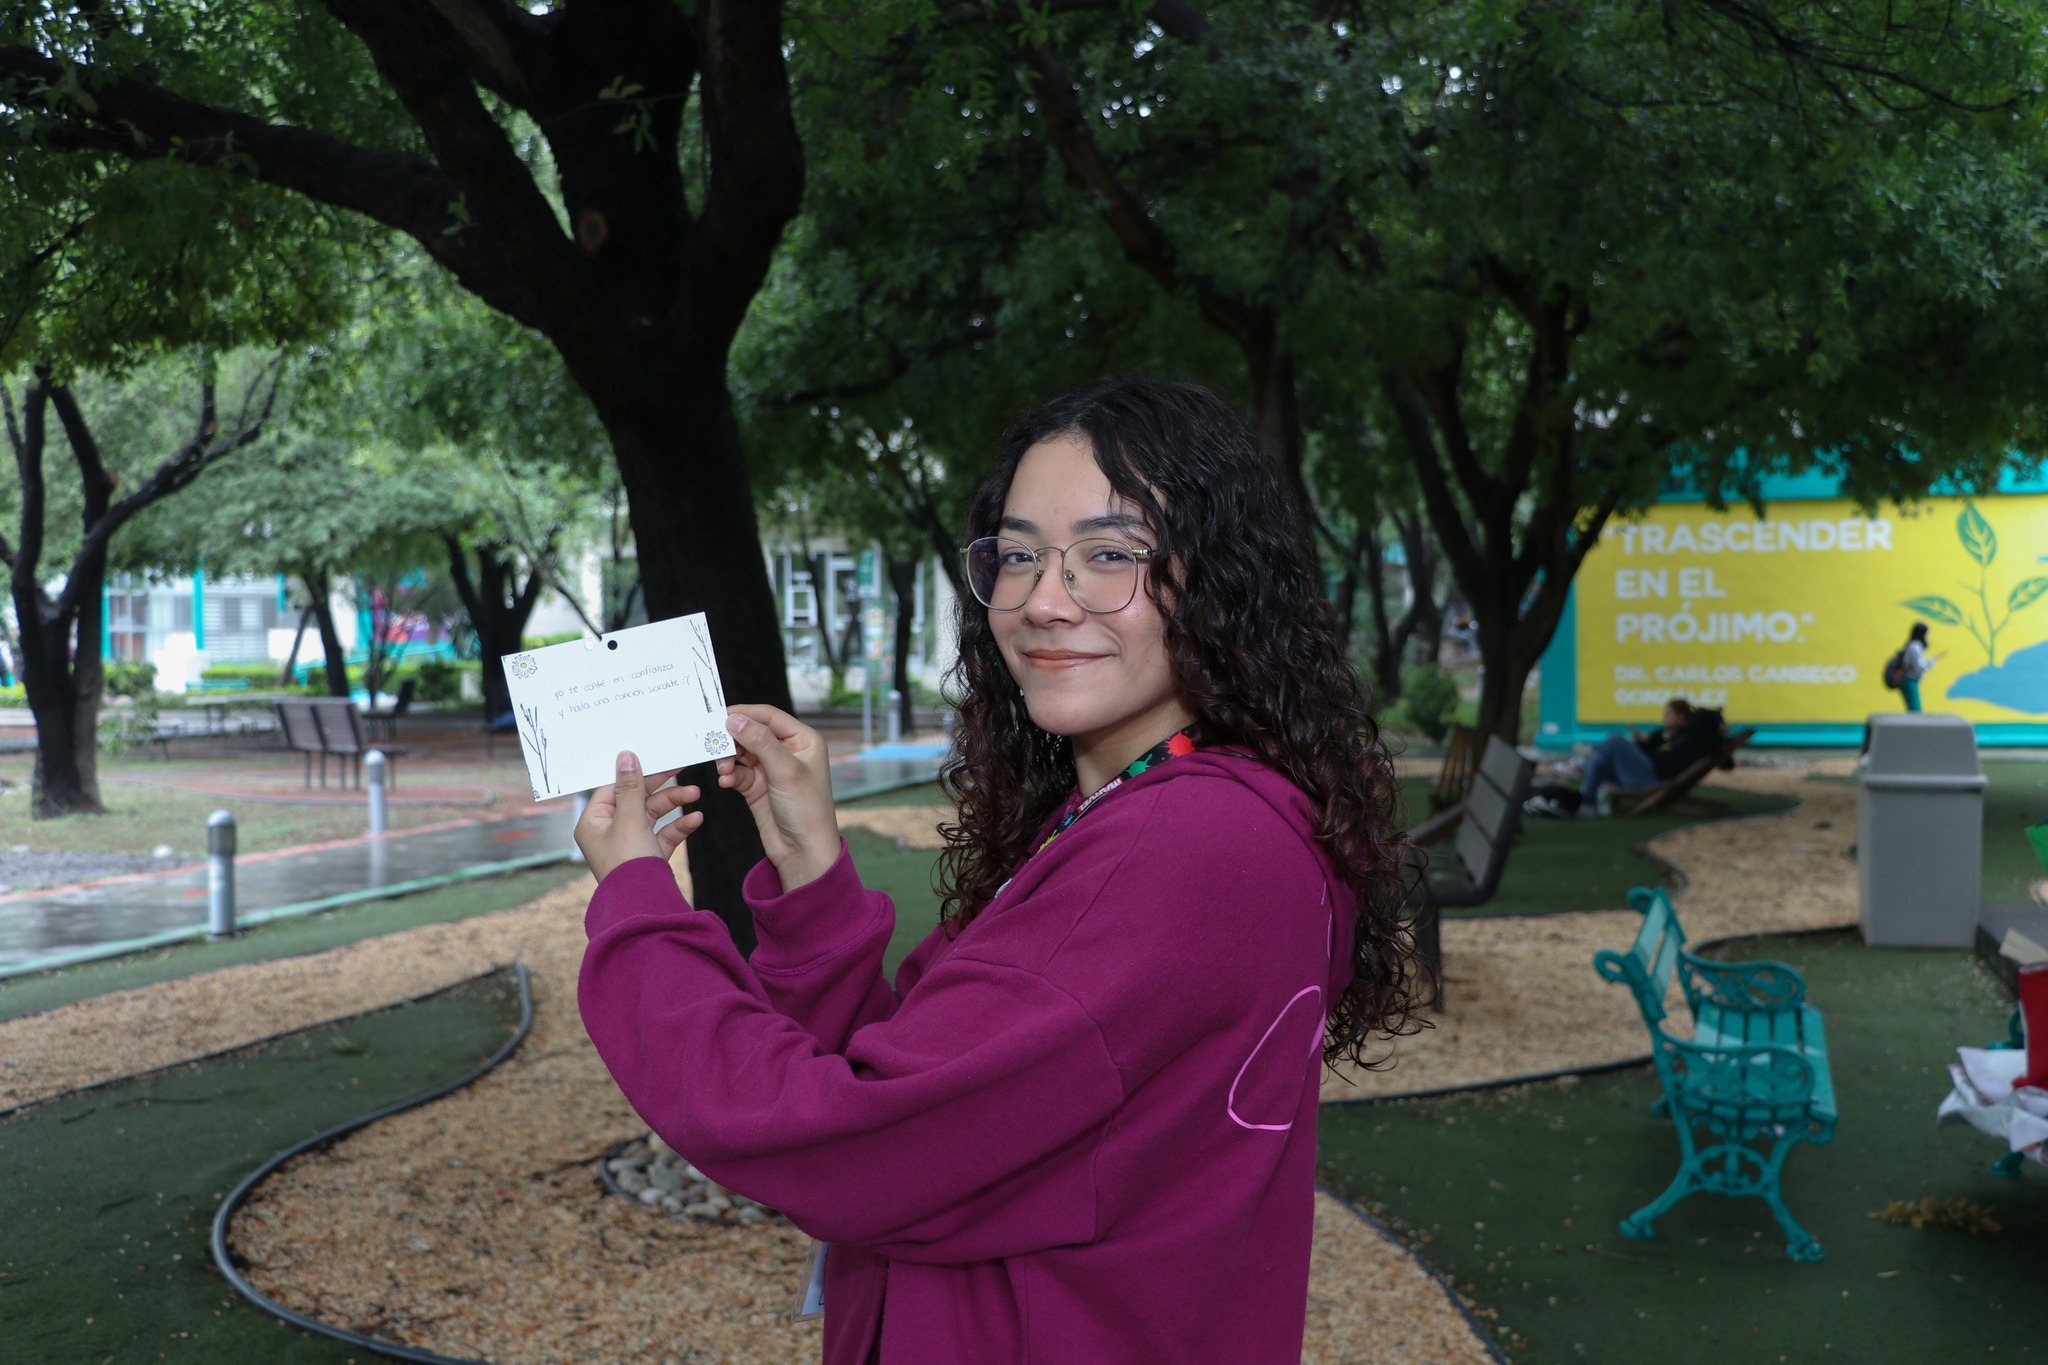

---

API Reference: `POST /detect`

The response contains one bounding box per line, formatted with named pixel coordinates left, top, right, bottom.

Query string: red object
left=2020, top=961, right=2048, bottom=1090
left=494, top=829, right=536, bottom=842
left=1166, top=731, right=1197, bottom=758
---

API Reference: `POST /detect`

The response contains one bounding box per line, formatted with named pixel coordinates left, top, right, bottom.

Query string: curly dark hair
left=934, top=375, right=1430, bottom=1067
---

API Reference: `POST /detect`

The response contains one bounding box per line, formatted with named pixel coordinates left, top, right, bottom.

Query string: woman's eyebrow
left=1074, top=511, right=1149, bottom=536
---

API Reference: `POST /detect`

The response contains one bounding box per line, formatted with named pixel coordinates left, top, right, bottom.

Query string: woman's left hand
left=575, top=750, right=701, bottom=883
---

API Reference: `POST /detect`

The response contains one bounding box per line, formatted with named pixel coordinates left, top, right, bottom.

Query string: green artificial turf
left=0, top=862, right=583, bottom=1028
left=1398, top=776, right=1798, bottom=915
left=0, top=967, right=524, bottom=1364
left=1809, top=757, right=2048, bottom=903
left=1318, top=931, right=2042, bottom=1365
left=1976, top=760, right=2048, bottom=902
left=839, top=828, right=947, bottom=978
left=839, top=780, right=946, bottom=809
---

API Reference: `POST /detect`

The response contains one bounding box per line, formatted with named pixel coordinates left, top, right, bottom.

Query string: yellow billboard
left=1575, top=494, right=2048, bottom=723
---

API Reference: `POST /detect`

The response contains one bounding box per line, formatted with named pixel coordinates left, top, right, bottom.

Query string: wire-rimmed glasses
left=960, top=536, right=1154, bottom=613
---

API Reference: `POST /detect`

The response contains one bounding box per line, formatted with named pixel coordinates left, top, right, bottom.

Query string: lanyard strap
left=1034, top=725, right=1200, bottom=857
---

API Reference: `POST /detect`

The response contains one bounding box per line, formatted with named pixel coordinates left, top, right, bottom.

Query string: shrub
left=415, top=659, right=465, bottom=703
left=100, top=690, right=161, bottom=754
left=1398, top=665, right=1461, bottom=743
left=104, top=661, right=158, bottom=698
left=0, top=683, right=24, bottom=706
left=202, top=662, right=287, bottom=686
left=521, top=631, right=584, bottom=650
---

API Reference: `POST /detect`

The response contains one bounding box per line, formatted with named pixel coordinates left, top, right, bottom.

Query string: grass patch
left=1318, top=932, right=2042, bottom=1364
left=1809, top=757, right=2048, bottom=903
left=0, top=754, right=527, bottom=860
left=0, top=968, right=524, bottom=1363
left=0, top=863, right=584, bottom=1026
left=1399, top=777, right=1797, bottom=915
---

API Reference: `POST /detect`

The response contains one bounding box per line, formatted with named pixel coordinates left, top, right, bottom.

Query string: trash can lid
left=1859, top=712, right=1982, bottom=779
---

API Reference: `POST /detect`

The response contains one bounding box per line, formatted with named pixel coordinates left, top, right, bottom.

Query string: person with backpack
left=1886, top=623, right=1942, bottom=712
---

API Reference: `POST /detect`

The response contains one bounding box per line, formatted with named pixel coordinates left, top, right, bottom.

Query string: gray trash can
left=1857, top=713, right=1986, bottom=948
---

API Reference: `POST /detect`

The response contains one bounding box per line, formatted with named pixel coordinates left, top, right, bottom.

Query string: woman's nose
left=1021, top=552, right=1080, bottom=621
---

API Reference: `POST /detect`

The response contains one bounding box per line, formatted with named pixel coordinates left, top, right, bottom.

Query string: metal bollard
left=570, top=791, right=591, bottom=863
left=206, top=810, right=238, bottom=940
left=887, top=689, right=902, bottom=744
left=365, top=750, right=388, bottom=835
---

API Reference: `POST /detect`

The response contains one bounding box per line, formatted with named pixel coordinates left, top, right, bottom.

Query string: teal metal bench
left=1595, top=886, right=1838, bottom=1262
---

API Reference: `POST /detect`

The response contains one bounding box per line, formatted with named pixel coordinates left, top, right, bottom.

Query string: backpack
left=1882, top=650, right=1907, bottom=690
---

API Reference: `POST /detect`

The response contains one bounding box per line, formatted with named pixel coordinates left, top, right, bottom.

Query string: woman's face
left=988, top=434, right=1194, bottom=766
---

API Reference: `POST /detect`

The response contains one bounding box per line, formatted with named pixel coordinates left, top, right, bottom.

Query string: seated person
left=1580, top=699, right=1725, bottom=806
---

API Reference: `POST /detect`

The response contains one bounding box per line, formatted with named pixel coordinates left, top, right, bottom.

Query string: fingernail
left=727, top=714, right=749, bottom=734
left=618, top=751, right=638, bottom=774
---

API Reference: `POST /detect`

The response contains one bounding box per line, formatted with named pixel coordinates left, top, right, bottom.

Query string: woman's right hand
left=716, top=704, right=842, bottom=892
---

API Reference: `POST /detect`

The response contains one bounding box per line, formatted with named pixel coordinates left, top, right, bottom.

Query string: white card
left=499, top=614, right=733, bottom=800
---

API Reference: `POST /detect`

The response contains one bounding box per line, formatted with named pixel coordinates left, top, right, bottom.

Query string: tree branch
left=421, top=0, right=552, bottom=108
left=0, top=44, right=549, bottom=329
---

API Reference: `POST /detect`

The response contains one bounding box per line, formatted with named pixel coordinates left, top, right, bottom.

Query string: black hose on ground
left=209, top=962, right=533, bottom=1365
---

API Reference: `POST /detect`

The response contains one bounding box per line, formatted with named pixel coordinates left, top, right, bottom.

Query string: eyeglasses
left=961, top=535, right=1155, bottom=614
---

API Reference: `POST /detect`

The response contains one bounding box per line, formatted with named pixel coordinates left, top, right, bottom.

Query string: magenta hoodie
left=579, top=749, right=1358, bottom=1364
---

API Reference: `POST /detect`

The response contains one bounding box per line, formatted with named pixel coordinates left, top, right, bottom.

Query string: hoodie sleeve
left=580, top=857, right=1125, bottom=1261
left=742, top=842, right=904, bottom=1052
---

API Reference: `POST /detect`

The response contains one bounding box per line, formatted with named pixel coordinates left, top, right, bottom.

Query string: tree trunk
left=1393, top=510, right=1444, bottom=669
left=447, top=540, right=546, bottom=722
left=18, top=608, right=103, bottom=816
left=279, top=604, right=314, bottom=687
left=888, top=555, right=919, bottom=737
left=608, top=407, right=788, bottom=954
left=301, top=572, right=351, bottom=698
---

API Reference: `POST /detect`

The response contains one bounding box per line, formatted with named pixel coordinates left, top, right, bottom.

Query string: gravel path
left=0, top=762, right=1850, bottom=1362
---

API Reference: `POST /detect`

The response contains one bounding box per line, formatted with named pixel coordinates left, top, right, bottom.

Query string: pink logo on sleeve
left=1227, top=986, right=1325, bottom=1131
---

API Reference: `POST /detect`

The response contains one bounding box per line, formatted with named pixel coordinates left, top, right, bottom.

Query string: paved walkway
left=0, top=735, right=948, bottom=979
left=0, top=809, right=578, bottom=976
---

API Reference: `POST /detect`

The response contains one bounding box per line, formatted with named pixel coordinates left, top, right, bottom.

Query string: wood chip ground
left=1, top=761, right=1859, bottom=1363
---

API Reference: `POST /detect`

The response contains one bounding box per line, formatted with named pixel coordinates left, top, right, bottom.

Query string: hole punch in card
left=499, top=613, right=732, bottom=801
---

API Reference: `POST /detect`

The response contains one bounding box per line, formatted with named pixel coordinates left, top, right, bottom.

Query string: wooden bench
left=1405, top=735, right=1535, bottom=1004
left=1595, top=886, right=1837, bottom=1261
left=1414, top=724, right=1484, bottom=847
left=1606, top=725, right=1756, bottom=817
left=273, top=698, right=395, bottom=789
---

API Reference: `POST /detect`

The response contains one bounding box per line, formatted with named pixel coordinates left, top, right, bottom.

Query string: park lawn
left=1396, top=776, right=1797, bottom=915
left=1318, top=931, right=2041, bottom=1365
left=1809, top=757, right=2048, bottom=903
left=0, top=752, right=535, bottom=863
left=0, top=968, right=525, bottom=1364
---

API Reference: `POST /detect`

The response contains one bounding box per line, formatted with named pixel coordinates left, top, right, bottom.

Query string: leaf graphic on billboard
left=2009, top=577, right=2048, bottom=613
left=1901, top=595, right=1966, bottom=626
left=1958, top=502, right=1997, bottom=566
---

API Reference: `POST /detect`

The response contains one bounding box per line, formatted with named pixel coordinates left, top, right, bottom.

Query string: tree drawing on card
left=498, top=613, right=732, bottom=799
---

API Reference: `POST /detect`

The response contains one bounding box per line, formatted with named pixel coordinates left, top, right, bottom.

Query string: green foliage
left=0, top=683, right=24, bottom=706
left=102, top=662, right=157, bottom=699
left=200, top=663, right=285, bottom=687
left=98, top=692, right=160, bottom=755
left=521, top=631, right=583, bottom=650
left=413, top=659, right=466, bottom=703
left=1398, top=666, right=1461, bottom=743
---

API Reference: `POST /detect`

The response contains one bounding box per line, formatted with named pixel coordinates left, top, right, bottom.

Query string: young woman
left=573, top=377, right=1423, bottom=1364
left=1900, top=622, right=1940, bottom=712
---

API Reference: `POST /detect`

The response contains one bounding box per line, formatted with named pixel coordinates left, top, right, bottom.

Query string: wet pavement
left=0, top=808, right=577, bottom=974
left=0, top=736, right=947, bottom=978
left=829, top=739, right=948, bottom=798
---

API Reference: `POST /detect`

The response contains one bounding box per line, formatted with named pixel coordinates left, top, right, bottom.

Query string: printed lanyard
left=987, top=727, right=1200, bottom=906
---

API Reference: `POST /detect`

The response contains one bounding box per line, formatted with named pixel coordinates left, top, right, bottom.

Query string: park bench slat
left=1406, top=735, right=1536, bottom=1010
left=1595, top=885, right=1837, bottom=1262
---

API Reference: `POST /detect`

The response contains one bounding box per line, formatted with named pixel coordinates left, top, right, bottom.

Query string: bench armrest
left=1677, top=953, right=1807, bottom=1015
left=1653, top=1033, right=1820, bottom=1112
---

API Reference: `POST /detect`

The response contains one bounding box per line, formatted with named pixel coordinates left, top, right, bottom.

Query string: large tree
left=776, top=0, right=2048, bottom=741
left=3, top=355, right=276, bottom=813
left=3, top=0, right=806, bottom=927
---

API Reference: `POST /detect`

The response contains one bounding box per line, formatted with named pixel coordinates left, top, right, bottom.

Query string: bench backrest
left=273, top=700, right=326, bottom=752
left=1448, top=735, right=1536, bottom=895
left=1594, top=885, right=1689, bottom=1028
left=309, top=698, right=366, bottom=753
left=1429, top=724, right=1484, bottom=813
